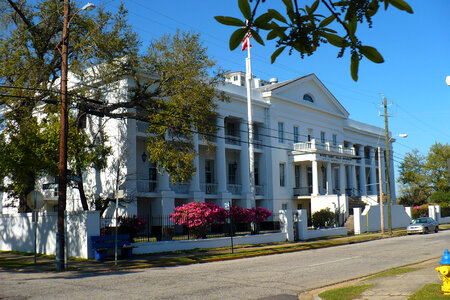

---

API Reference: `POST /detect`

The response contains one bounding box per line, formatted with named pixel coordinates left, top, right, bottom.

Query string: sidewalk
left=300, top=258, right=442, bottom=300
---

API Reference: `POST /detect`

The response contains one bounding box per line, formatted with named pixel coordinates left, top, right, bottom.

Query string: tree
left=0, top=1, right=224, bottom=210
left=398, top=143, right=450, bottom=206
left=215, top=0, right=413, bottom=81
left=0, top=0, right=136, bottom=211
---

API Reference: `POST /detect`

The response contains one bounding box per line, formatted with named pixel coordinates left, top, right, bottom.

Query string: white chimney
left=270, top=78, right=278, bottom=84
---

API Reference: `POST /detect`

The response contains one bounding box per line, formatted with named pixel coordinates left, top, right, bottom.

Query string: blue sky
left=100, top=1, right=449, bottom=180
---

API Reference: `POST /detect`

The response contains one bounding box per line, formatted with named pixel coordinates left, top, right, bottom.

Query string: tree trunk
left=77, top=167, right=89, bottom=211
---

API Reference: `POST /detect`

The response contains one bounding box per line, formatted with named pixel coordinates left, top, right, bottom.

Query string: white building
left=1, top=72, right=396, bottom=222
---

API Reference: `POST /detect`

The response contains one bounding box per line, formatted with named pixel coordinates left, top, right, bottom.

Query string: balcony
left=365, top=158, right=371, bottom=165
left=137, top=180, right=157, bottom=193
left=293, top=141, right=355, bottom=156
left=225, top=134, right=241, bottom=146
left=255, top=185, right=264, bottom=195
left=227, top=184, right=242, bottom=195
left=171, top=183, right=189, bottom=194
left=253, top=138, right=263, bottom=149
left=293, top=186, right=312, bottom=196
left=136, top=120, right=149, bottom=133
left=201, top=183, right=217, bottom=194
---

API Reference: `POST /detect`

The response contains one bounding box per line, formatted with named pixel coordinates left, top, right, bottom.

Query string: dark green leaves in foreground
left=215, top=0, right=413, bottom=81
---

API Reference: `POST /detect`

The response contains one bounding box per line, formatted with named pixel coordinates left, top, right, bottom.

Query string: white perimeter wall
left=354, top=205, right=411, bottom=234
left=0, top=211, right=100, bottom=258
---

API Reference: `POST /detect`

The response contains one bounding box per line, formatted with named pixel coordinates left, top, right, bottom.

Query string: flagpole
left=245, top=29, right=256, bottom=210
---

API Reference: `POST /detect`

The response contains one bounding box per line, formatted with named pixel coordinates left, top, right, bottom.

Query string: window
left=254, top=165, right=259, bottom=186
left=303, top=94, right=314, bottom=102
left=205, top=160, right=215, bottom=183
left=320, top=131, right=325, bottom=144
left=281, top=203, right=288, bottom=210
left=307, top=128, right=313, bottom=142
left=279, top=163, right=286, bottom=187
left=233, top=75, right=238, bottom=81
left=293, top=126, right=299, bottom=143
left=228, top=163, right=238, bottom=184
left=278, top=122, right=284, bottom=143
left=149, top=162, right=157, bottom=192
left=332, top=134, right=337, bottom=146
left=295, top=165, right=301, bottom=188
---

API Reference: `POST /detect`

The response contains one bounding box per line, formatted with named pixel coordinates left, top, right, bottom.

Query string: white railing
left=225, top=135, right=241, bottom=145
left=171, top=183, right=189, bottom=194
left=201, top=183, right=217, bottom=194
left=137, top=180, right=158, bottom=193
left=227, top=184, right=242, bottom=195
left=293, top=141, right=355, bottom=155
left=136, top=120, right=149, bottom=133
left=255, top=185, right=264, bottom=195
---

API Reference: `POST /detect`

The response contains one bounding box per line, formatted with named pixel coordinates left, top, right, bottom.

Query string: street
left=1, top=231, right=449, bottom=299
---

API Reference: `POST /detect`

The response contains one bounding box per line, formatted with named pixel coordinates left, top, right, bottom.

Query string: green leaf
left=359, top=45, right=384, bottom=63
left=267, top=26, right=288, bottom=40
left=319, top=15, right=336, bottom=27
left=333, top=1, right=350, bottom=6
left=321, top=33, right=348, bottom=47
left=238, top=0, right=252, bottom=20
left=351, top=52, right=359, bottom=81
left=346, top=16, right=357, bottom=34
left=271, top=46, right=286, bottom=63
left=387, top=0, right=413, bottom=13
left=214, top=16, right=246, bottom=27
left=267, top=9, right=287, bottom=23
left=253, top=13, right=273, bottom=30
left=229, top=28, right=247, bottom=50
left=308, top=0, right=320, bottom=14
left=282, top=0, right=294, bottom=13
left=250, top=29, right=265, bottom=46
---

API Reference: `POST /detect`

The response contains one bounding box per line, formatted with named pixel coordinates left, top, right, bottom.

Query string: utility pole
left=56, top=0, right=70, bottom=272
left=378, top=147, right=385, bottom=234
left=383, top=96, right=392, bottom=234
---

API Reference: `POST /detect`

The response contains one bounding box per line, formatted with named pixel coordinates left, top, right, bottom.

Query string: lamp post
left=56, top=0, right=95, bottom=272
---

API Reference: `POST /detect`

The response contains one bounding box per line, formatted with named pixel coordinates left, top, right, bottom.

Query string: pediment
left=262, top=74, right=349, bottom=119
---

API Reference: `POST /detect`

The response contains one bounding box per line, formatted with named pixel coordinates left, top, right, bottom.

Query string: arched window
left=303, top=94, right=314, bottom=103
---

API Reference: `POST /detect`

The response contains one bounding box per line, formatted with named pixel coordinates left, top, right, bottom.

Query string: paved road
left=1, top=231, right=449, bottom=299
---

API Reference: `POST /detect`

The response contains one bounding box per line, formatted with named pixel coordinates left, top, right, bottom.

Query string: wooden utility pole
left=378, top=147, right=385, bottom=234
left=383, top=96, right=392, bottom=234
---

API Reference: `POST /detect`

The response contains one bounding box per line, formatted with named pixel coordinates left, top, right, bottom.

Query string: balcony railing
left=253, top=138, right=263, bottom=149
left=365, top=158, right=372, bottom=165
left=227, top=184, right=242, bottom=195
left=171, top=183, right=189, bottom=194
left=293, top=186, right=312, bottom=196
left=255, top=185, right=264, bottom=195
left=201, top=183, right=217, bottom=194
left=136, top=120, right=149, bottom=133
left=137, top=180, right=158, bottom=193
left=225, top=135, right=241, bottom=146
left=293, top=141, right=355, bottom=156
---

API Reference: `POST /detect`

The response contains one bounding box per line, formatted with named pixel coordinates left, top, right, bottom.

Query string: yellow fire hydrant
left=436, top=249, right=450, bottom=295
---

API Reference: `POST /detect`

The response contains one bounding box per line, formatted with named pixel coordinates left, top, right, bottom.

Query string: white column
left=312, top=160, right=319, bottom=196
left=216, top=117, right=227, bottom=193
left=189, top=132, right=201, bottom=192
left=339, top=164, right=346, bottom=195
left=369, top=147, right=377, bottom=194
left=240, top=121, right=250, bottom=194
left=351, top=165, right=357, bottom=194
left=358, top=146, right=367, bottom=195
left=326, top=162, right=332, bottom=194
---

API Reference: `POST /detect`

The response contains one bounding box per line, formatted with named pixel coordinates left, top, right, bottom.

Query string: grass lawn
left=318, top=284, right=374, bottom=300
left=409, top=283, right=450, bottom=299
left=365, top=267, right=421, bottom=280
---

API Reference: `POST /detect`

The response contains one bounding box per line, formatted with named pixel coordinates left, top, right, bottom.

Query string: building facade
left=1, top=72, right=396, bottom=221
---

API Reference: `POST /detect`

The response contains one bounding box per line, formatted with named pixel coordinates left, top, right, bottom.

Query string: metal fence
left=101, top=214, right=281, bottom=243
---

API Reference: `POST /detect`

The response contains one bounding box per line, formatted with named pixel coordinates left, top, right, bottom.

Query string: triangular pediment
left=260, top=74, right=349, bottom=119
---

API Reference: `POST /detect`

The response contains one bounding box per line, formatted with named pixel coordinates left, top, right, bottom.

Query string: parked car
left=406, top=217, right=439, bottom=234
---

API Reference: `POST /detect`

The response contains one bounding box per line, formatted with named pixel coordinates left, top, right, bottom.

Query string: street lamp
left=57, top=0, right=95, bottom=272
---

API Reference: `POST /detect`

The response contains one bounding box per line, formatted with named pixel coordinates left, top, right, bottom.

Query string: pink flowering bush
left=170, top=201, right=227, bottom=238
left=118, top=215, right=147, bottom=240
left=412, top=204, right=428, bottom=219
left=170, top=202, right=272, bottom=238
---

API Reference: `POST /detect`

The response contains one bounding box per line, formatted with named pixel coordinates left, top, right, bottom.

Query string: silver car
left=406, top=217, right=439, bottom=234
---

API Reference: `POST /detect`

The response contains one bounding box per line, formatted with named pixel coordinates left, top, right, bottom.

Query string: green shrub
left=430, top=190, right=450, bottom=205
left=312, top=208, right=336, bottom=229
